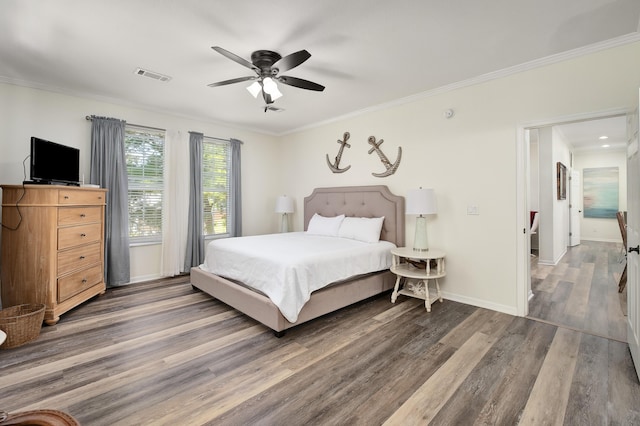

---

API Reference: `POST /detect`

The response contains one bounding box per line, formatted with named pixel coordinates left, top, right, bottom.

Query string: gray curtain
left=184, top=132, right=204, bottom=270
left=230, top=138, right=242, bottom=237
left=89, top=116, right=130, bottom=286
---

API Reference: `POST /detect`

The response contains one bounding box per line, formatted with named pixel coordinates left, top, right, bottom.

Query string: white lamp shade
left=262, top=77, right=283, bottom=100
left=246, top=81, right=262, bottom=98
left=275, top=195, right=294, bottom=213
left=406, top=188, right=437, bottom=215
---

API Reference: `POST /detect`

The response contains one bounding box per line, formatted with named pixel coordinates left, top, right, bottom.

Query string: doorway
left=517, top=110, right=629, bottom=341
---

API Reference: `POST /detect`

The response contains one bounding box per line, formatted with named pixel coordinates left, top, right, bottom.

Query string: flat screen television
left=30, top=137, right=80, bottom=185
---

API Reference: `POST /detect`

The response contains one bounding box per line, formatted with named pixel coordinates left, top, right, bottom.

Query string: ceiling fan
left=207, top=46, right=325, bottom=109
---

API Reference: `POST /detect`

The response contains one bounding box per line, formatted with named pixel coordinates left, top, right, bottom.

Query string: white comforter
left=200, top=232, right=395, bottom=323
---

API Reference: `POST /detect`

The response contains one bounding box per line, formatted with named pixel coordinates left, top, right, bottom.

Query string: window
left=125, top=125, right=165, bottom=242
left=202, top=138, right=231, bottom=237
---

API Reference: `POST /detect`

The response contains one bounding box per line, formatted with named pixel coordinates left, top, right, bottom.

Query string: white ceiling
left=556, top=115, right=628, bottom=152
left=1, top=0, right=639, bottom=136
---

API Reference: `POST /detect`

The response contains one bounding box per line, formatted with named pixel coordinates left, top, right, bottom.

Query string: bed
left=190, top=185, right=405, bottom=336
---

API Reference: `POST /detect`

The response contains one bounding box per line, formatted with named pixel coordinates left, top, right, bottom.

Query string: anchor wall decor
left=367, top=135, right=401, bottom=177
left=326, top=131, right=351, bottom=173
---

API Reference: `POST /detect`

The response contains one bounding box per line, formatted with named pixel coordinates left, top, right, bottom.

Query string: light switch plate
left=467, top=205, right=479, bottom=215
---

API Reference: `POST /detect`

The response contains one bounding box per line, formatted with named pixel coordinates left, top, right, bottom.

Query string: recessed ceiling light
left=602, top=144, right=610, bottom=148
left=599, top=135, right=608, bottom=140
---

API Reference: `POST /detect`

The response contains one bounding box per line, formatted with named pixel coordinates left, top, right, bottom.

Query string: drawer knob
left=82, top=278, right=87, bottom=283
left=80, top=233, right=86, bottom=237
left=80, top=214, right=86, bottom=218
left=64, top=196, right=69, bottom=199
left=79, top=255, right=85, bottom=260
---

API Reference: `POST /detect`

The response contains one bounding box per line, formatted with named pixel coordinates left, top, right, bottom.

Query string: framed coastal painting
left=583, top=167, right=619, bottom=218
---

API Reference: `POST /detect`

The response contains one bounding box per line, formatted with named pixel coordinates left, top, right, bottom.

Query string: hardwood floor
left=1, top=270, right=639, bottom=425
left=529, top=240, right=628, bottom=343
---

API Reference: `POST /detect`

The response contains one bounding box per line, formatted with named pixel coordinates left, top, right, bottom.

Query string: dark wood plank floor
left=529, top=240, right=628, bottom=342
left=1, top=269, right=639, bottom=425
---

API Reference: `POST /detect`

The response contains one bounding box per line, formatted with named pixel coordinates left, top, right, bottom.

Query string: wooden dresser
left=1, top=185, right=107, bottom=325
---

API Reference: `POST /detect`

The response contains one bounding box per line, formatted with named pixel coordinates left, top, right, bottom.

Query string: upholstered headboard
left=303, top=185, right=405, bottom=247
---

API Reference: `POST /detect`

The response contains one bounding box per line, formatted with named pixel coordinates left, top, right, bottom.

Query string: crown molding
left=284, top=33, right=640, bottom=136
left=2, top=32, right=639, bottom=138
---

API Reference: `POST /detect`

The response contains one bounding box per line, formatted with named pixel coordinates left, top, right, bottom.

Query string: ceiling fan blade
left=277, top=75, right=325, bottom=91
left=207, top=76, right=257, bottom=87
left=211, top=46, right=259, bottom=72
left=273, top=49, right=311, bottom=73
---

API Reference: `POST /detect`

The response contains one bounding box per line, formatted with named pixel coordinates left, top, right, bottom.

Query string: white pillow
left=306, top=214, right=345, bottom=236
left=338, top=216, right=385, bottom=243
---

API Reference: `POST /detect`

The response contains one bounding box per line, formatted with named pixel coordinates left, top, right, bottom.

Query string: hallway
left=529, top=240, right=627, bottom=342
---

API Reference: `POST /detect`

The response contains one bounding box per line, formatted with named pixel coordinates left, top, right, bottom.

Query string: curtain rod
left=190, top=131, right=243, bottom=144
left=206, top=135, right=237, bottom=143
left=86, top=116, right=242, bottom=144
left=85, top=115, right=165, bottom=132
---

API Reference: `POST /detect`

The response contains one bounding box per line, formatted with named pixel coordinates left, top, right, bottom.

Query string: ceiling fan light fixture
left=262, top=77, right=283, bottom=100
left=210, top=47, right=323, bottom=104
left=246, top=81, right=262, bottom=98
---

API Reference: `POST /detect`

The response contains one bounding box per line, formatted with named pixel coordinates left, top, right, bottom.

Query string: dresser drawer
left=58, top=190, right=105, bottom=205
left=57, top=264, right=103, bottom=302
left=58, top=223, right=102, bottom=250
left=58, top=242, right=102, bottom=276
left=58, top=206, right=102, bottom=226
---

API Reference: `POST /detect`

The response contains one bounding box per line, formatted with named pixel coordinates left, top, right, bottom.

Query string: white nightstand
left=390, top=247, right=446, bottom=312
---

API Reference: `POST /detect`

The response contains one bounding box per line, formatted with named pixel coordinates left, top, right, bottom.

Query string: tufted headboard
left=303, top=185, right=405, bottom=247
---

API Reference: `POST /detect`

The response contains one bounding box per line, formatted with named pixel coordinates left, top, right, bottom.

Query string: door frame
left=515, top=107, right=630, bottom=316
left=569, top=169, right=581, bottom=246
left=625, top=101, right=639, bottom=378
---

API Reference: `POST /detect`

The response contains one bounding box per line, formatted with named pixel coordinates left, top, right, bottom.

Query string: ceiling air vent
left=134, top=68, right=171, bottom=82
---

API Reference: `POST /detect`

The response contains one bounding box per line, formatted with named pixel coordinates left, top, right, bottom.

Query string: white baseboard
left=580, top=237, right=622, bottom=243
left=440, top=291, right=518, bottom=316
left=126, top=273, right=164, bottom=284
left=537, top=247, right=568, bottom=266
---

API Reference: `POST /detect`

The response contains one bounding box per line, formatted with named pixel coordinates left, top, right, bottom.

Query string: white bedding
left=199, top=232, right=395, bottom=322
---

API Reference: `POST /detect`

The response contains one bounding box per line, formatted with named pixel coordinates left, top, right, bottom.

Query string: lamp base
left=413, top=215, right=429, bottom=251
left=280, top=213, right=289, bottom=233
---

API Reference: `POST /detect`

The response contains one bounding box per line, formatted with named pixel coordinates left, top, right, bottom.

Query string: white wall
left=574, top=148, right=627, bottom=242
left=529, top=131, right=540, bottom=212
left=278, top=41, right=640, bottom=315
left=551, top=127, right=572, bottom=261
left=532, top=126, right=571, bottom=265
left=537, top=126, right=555, bottom=263
left=528, top=132, right=539, bottom=251
left=2, top=41, right=640, bottom=314
left=0, top=83, right=280, bottom=282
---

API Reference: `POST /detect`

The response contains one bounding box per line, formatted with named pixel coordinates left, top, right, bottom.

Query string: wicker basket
left=0, top=304, right=45, bottom=349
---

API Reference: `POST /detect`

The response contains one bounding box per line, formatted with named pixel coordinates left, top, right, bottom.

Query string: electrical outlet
left=467, top=205, right=479, bottom=215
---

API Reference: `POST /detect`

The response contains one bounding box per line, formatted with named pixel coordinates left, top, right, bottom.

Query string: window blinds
left=125, top=125, right=165, bottom=242
left=202, top=137, right=231, bottom=236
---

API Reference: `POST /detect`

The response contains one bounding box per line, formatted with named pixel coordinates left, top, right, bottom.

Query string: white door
left=569, top=169, right=581, bottom=246
left=626, top=99, right=640, bottom=380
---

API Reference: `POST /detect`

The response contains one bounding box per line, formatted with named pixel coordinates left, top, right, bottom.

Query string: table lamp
left=275, top=195, right=294, bottom=232
left=406, top=188, right=437, bottom=251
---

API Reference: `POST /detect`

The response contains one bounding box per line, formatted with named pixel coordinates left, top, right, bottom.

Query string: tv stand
left=1, top=184, right=107, bottom=325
